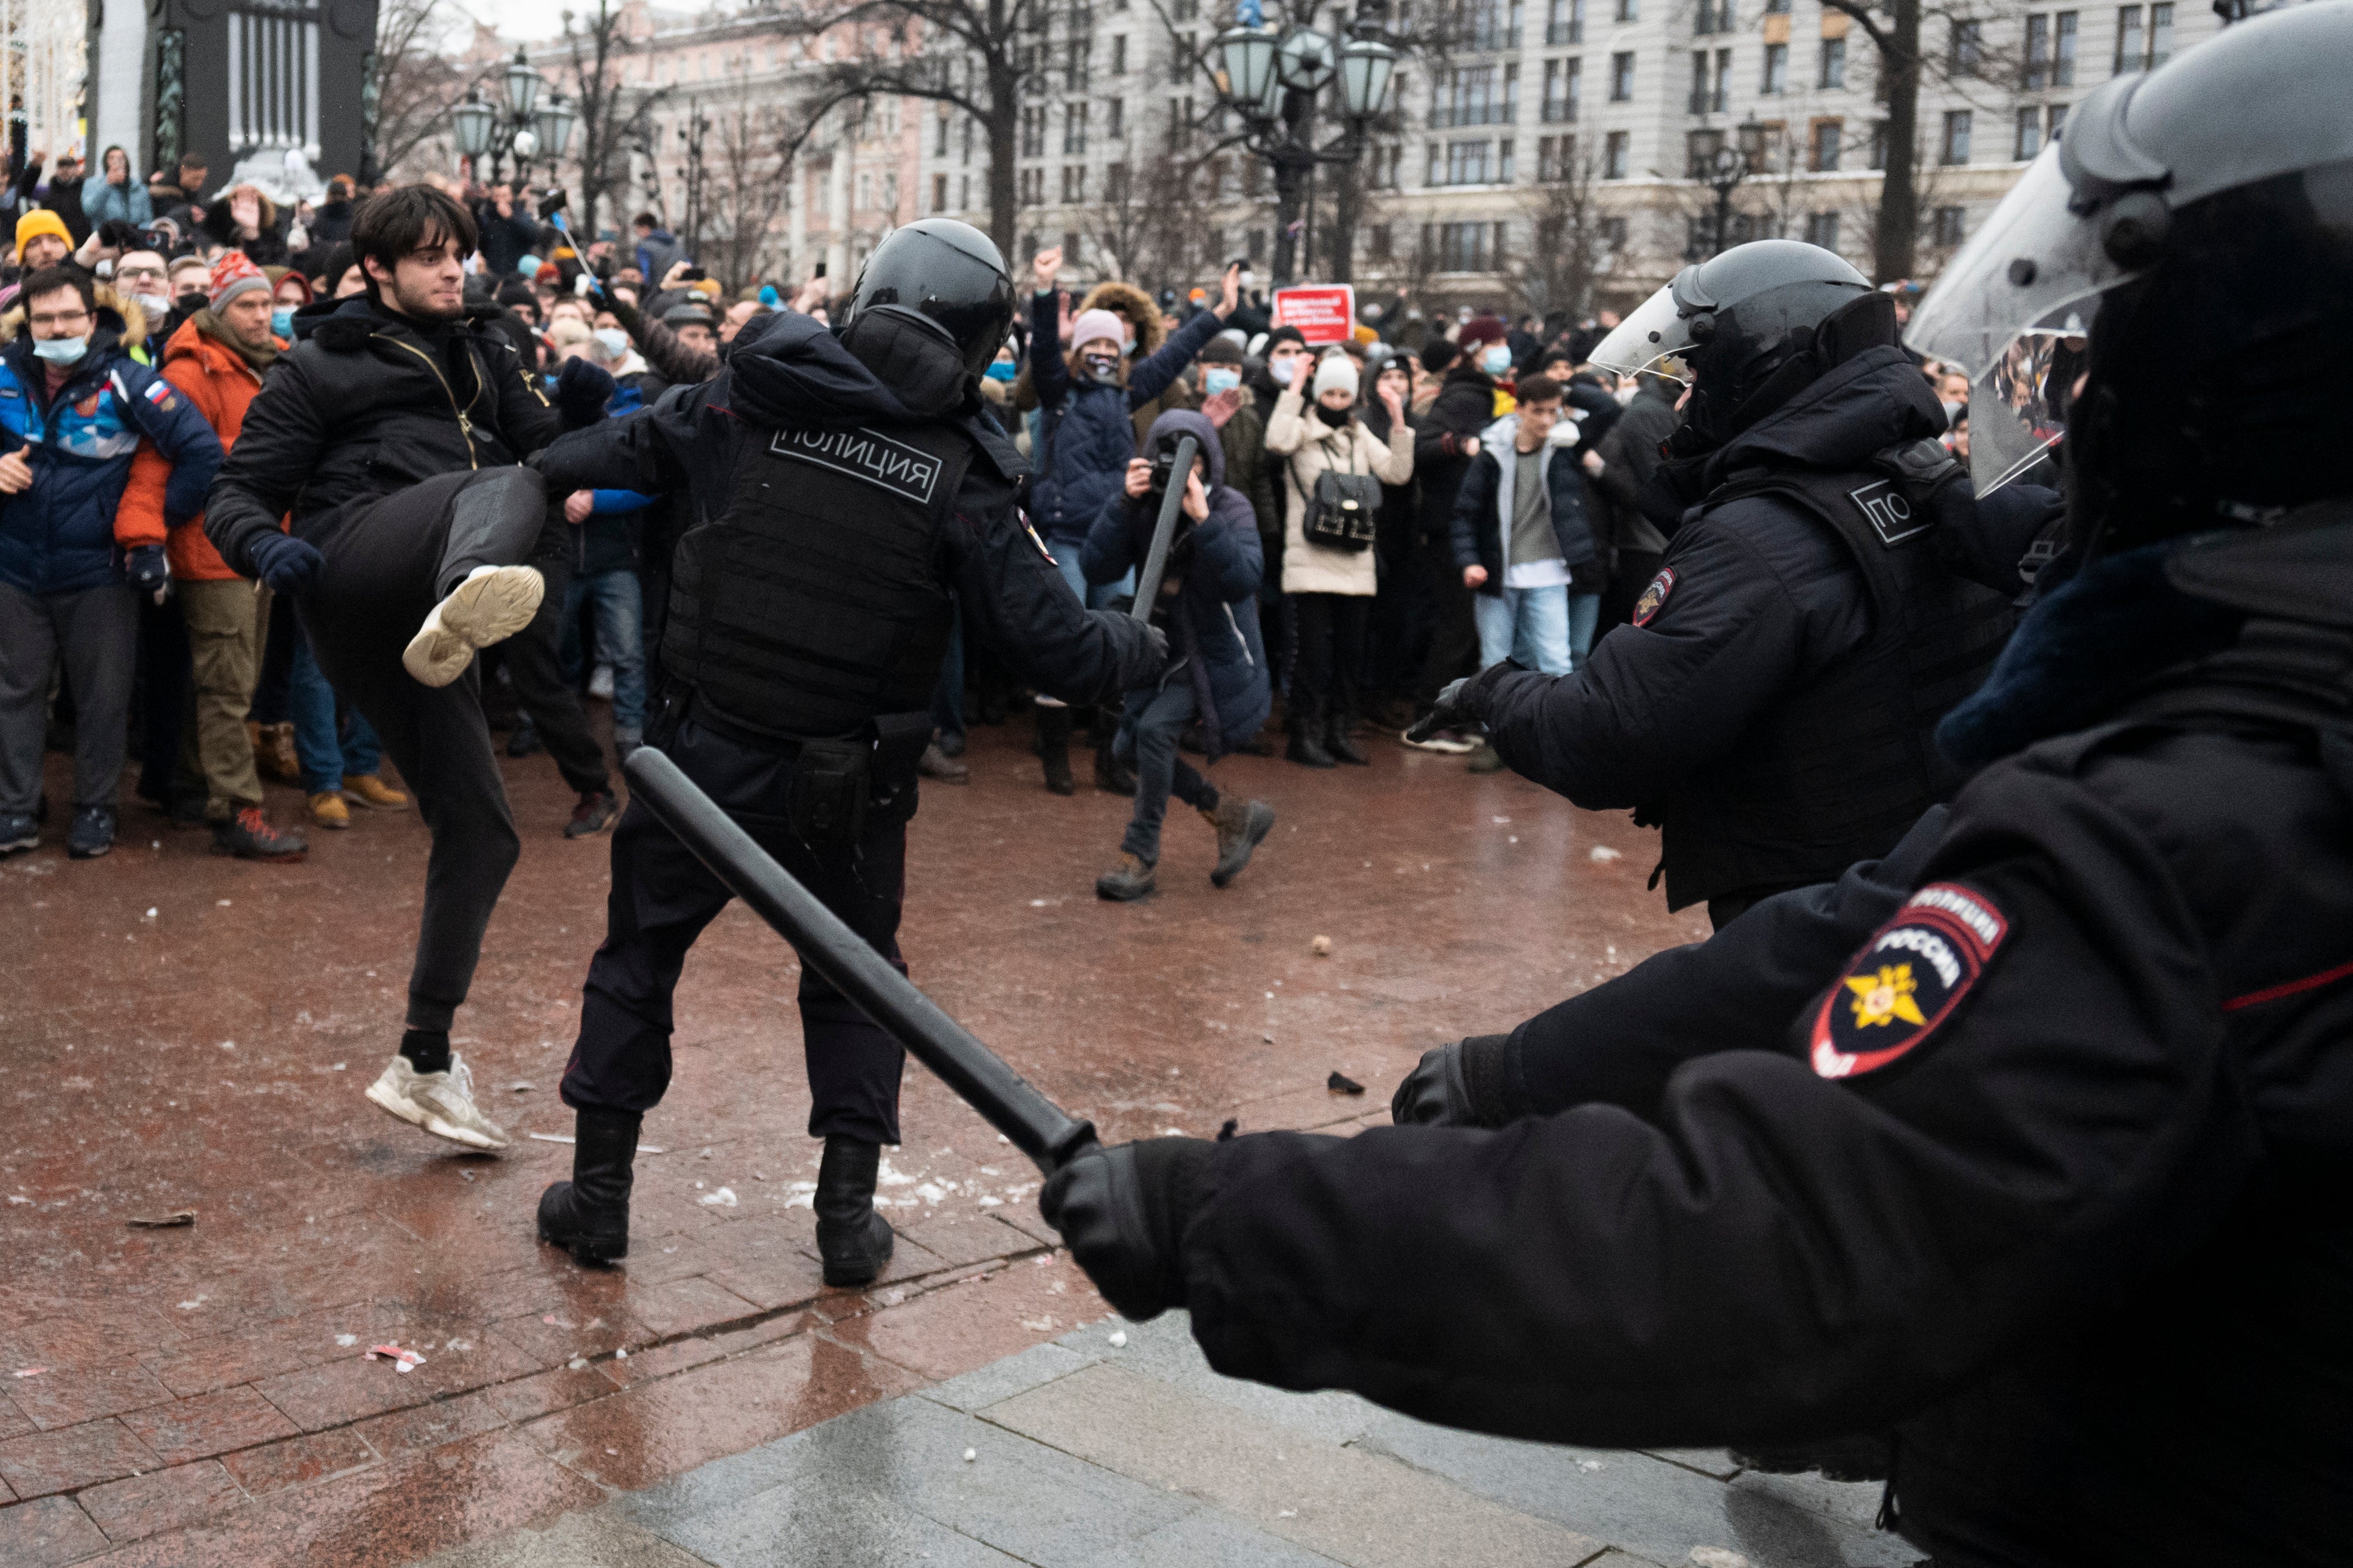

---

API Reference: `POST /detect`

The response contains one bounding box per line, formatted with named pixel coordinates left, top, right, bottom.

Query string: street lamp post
left=1688, top=114, right=1766, bottom=260
left=1210, top=0, right=1400, bottom=285
left=451, top=48, right=570, bottom=187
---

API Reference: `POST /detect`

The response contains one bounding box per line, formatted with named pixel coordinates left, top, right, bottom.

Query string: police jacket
left=1473, top=347, right=2041, bottom=910
left=537, top=309, right=1162, bottom=740
left=204, top=294, right=567, bottom=577
left=1166, top=504, right=2353, bottom=1568
left=0, top=288, right=222, bottom=596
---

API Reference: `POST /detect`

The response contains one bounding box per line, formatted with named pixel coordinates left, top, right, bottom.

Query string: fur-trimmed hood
left=0, top=280, right=149, bottom=349
left=1078, top=280, right=1164, bottom=356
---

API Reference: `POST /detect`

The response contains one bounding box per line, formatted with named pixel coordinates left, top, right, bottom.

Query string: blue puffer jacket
left=1027, top=290, right=1226, bottom=542
left=0, top=295, right=223, bottom=596
left=1082, top=408, right=1270, bottom=760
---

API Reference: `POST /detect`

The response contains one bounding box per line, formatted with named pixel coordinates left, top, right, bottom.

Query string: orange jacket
left=118, top=315, right=284, bottom=580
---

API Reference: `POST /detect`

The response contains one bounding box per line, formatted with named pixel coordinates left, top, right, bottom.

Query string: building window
left=1437, top=220, right=1495, bottom=271
left=933, top=173, right=949, bottom=211
left=2023, top=13, right=2049, bottom=87
left=1694, top=0, right=1733, bottom=32
left=1539, top=132, right=1577, bottom=180
left=1599, top=215, right=1628, bottom=249
left=1368, top=223, right=1394, bottom=259
left=1933, top=205, right=1967, bottom=247
left=2015, top=105, right=2040, bottom=159
left=1604, top=128, right=1630, bottom=178
left=1610, top=51, right=1634, bottom=100
left=1547, top=0, right=1583, bottom=45
left=1761, top=42, right=1786, bottom=93
left=1805, top=210, right=1839, bottom=249
left=2047, top=101, right=2068, bottom=140
left=2115, top=4, right=2143, bottom=69
left=1810, top=118, right=1841, bottom=170
left=1949, top=19, right=1982, bottom=73
left=2054, top=11, right=2077, bottom=84
left=1020, top=106, right=1045, bottom=158
left=934, top=113, right=950, bottom=156
left=1456, top=0, right=1524, bottom=50
left=856, top=172, right=873, bottom=210
left=1614, top=0, right=1638, bottom=19
left=1544, top=57, right=1581, bottom=121
left=1712, top=47, right=1731, bottom=110
left=1062, top=165, right=1085, bottom=202
left=1499, top=137, right=1517, bottom=181
left=1818, top=37, right=1844, bottom=89
left=2149, top=2, right=2173, bottom=66
left=1441, top=138, right=1496, bottom=184
left=1064, top=101, right=1089, bottom=154
left=1105, top=162, right=1130, bottom=201
left=1940, top=109, right=1972, bottom=164
left=1018, top=168, right=1044, bottom=205
left=1111, top=34, right=1125, bottom=73
left=1763, top=0, right=1788, bottom=11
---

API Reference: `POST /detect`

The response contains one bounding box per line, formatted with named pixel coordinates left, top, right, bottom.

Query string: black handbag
left=1289, top=439, right=1382, bottom=553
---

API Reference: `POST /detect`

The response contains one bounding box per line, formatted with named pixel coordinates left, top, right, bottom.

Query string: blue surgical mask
left=271, top=307, right=295, bottom=338
left=1202, top=366, right=1241, bottom=396
left=985, top=360, right=1017, bottom=383
left=33, top=335, right=88, bottom=365
left=1481, top=344, right=1513, bottom=375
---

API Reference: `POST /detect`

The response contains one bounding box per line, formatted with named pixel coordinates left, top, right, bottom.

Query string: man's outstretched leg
left=402, top=470, right=550, bottom=688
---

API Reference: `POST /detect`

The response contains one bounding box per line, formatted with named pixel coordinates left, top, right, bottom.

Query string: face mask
left=132, top=292, right=170, bottom=319
left=1481, top=345, right=1513, bottom=375
left=1239, top=270, right=1256, bottom=290
left=1202, top=366, right=1241, bottom=396
left=272, top=308, right=295, bottom=338
left=1125, top=338, right=1140, bottom=358
left=1082, top=352, right=1119, bottom=381
left=985, top=360, right=1017, bottom=383
left=33, top=335, right=88, bottom=365
left=1615, top=383, right=1639, bottom=406
left=1940, top=398, right=1966, bottom=424
left=1270, top=356, right=1298, bottom=386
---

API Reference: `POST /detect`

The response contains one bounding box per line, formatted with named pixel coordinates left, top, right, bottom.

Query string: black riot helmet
left=1590, top=239, right=1873, bottom=453
left=839, top=219, right=1017, bottom=379
left=1907, top=0, right=2353, bottom=552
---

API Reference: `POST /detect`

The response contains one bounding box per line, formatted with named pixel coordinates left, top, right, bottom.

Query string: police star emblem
left=1811, top=883, right=2008, bottom=1079
left=1631, top=566, right=1677, bottom=627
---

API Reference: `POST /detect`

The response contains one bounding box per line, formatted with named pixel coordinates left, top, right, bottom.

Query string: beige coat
left=1265, top=387, right=1414, bottom=596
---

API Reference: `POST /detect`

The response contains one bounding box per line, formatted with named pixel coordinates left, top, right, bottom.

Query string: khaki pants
left=176, top=577, right=271, bottom=820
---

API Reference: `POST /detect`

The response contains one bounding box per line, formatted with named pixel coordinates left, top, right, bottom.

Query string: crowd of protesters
left=0, top=149, right=1976, bottom=899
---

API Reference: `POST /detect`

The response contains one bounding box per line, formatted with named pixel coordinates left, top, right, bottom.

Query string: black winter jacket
left=205, top=294, right=566, bottom=575
left=1411, top=365, right=1497, bottom=546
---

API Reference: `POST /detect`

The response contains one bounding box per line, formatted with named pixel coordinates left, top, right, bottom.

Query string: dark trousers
left=0, top=579, right=137, bottom=814
left=501, top=550, right=610, bottom=796
left=134, top=591, right=191, bottom=806
left=1415, top=532, right=1481, bottom=710
left=297, top=467, right=549, bottom=1033
left=1289, top=592, right=1370, bottom=730
left=564, top=713, right=910, bottom=1145
left=1114, top=680, right=1217, bottom=862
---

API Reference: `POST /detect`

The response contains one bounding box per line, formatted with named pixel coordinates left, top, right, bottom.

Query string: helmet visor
left=1588, top=276, right=1697, bottom=383
left=1905, top=146, right=2147, bottom=381
left=1961, top=305, right=2091, bottom=495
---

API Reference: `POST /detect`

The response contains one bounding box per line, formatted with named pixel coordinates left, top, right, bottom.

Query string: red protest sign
left=1271, top=285, right=1356, bottom=344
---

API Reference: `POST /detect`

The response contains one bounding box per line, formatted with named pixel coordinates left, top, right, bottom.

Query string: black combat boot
left=1326, top=713, right=1370, bottom=766
left=814, top=1136, right=897, bottom=1287
left=536, top=1107, right=641, bottom=1265
left=1286, top=719, right=1336, bottom=769
left=1036, top=706, right=1076, bottom=795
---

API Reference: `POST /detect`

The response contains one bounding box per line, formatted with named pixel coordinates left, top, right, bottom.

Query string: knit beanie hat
left=1311, top=353, right=1359, bottom=401
left=208, top=251, right=272, bottom=311
left=1459, top=315, right=1511, bottom=350
left=1069, top=308, right=1127, bottom=354
left=13, top=209, right=69, bottom=263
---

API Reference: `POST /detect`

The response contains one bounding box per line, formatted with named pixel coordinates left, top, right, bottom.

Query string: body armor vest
left=664, top=418, right=977, bottom=740
left=1649, top=463, right=2017, bottom=910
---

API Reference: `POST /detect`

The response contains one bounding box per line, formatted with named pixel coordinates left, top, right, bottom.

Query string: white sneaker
left=402, top=565, right=545, bottom=688
left=365, top=1051, right=512, bottom=1150
left=588, top=663, right=615, bottom=700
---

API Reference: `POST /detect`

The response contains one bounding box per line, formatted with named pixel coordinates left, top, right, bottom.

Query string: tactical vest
left=1648, top=463, right=2017, bottom=910
left=663, top=417, right=976, bottom=740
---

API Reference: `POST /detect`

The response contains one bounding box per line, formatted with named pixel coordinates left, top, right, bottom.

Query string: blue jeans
left=1473, top=584, right=1573, bottom=676
left=288, top=622, right=383, bottom=794
left=560, top=569, right=648, bottom=740
left=1565, top=591, right=1602, bottom=670
left=1052, top=541, right=1133, bottom=612
left=1113, top=680, right=1217, bottom=862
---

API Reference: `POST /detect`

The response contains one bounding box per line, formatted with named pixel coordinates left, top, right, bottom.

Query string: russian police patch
left=1811, top=882, right=2008, bottom=1079
left=1631, top=566, right=1677, bottom=627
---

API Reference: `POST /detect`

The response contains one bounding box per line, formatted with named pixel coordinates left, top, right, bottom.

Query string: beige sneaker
left=365, top=1051, right=511, bottom=1150
left=402, top=565, right=544, bottom=688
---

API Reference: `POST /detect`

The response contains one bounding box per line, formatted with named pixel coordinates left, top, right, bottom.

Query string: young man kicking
left=205, top=185, right=616, bottom=1151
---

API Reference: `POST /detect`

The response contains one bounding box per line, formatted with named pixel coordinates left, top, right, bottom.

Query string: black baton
left=621, top=747, right=1102, bottom=1175
left=1131, top=433, right=1198, bottom=620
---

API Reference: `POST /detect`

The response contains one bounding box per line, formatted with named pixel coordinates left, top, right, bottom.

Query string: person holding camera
left=1265, top=352, right=1412, bottom=768
left=1084, top=409, right=1276, bottom=902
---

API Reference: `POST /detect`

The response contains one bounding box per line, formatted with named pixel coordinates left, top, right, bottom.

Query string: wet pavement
left=1, top=710, right=1707, bottom=1566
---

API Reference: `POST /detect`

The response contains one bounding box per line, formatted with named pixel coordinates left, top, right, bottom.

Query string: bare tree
left=559, top=0, right=668, bottom=239
left=700, top=101, right=796, bottom=287
left=1508, top=134, right=1610, bottom=318
left=370, top=0, right=476, bottom=182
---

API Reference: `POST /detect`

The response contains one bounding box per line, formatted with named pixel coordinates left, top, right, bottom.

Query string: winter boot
left=1095, top=852, right=1158, bottom=901
left=536, top=1107, right=641, bottom=1265
left=814, top=1136, right=897, bottom=1287
left=259, top=722, right=302, bottom=785
left=1036, top=705, right=1076, bottom=796
left=1204, top=797, right=1277, bottom=888
left=1286, top=719, right=1336, bottom=769
left=1326, top=713, right=1370, bottom=766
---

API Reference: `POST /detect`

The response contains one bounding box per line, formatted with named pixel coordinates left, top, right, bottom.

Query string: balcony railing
left=1430, top=100, right=1518, bottom=127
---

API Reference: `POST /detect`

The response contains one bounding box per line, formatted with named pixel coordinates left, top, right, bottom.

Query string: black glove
left=245, top=531, right=324, bottom=594
left=125, top=543, right=169, bottom=597
left=96, top=218, right=141, bottom=251
left=554, top=357, right=617, bottom=427
left=1389, top=1034, right=1517, bottom=1128
left=1404, top=659, right=1524, bottom=745
left=1142, top=623, right=1170, bottom=669
left=1039, top=1137, right=1214, bottom=1322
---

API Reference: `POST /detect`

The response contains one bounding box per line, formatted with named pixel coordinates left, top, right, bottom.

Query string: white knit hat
left=1311, top=353, right=1359, bottom=401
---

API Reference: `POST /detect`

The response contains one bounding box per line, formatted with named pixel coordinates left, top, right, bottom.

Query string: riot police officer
left=1041, top=6, right=2353, bottom=1562
left=534, top=220, right=1164, bottom=1284
left=1416, top=239, right=2057, bottom=927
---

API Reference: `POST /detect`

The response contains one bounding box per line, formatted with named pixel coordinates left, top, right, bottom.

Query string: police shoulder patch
left=1810, top=882, right=2008, bottom=1080
left=1631, top=566, right=1677, bottom=627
